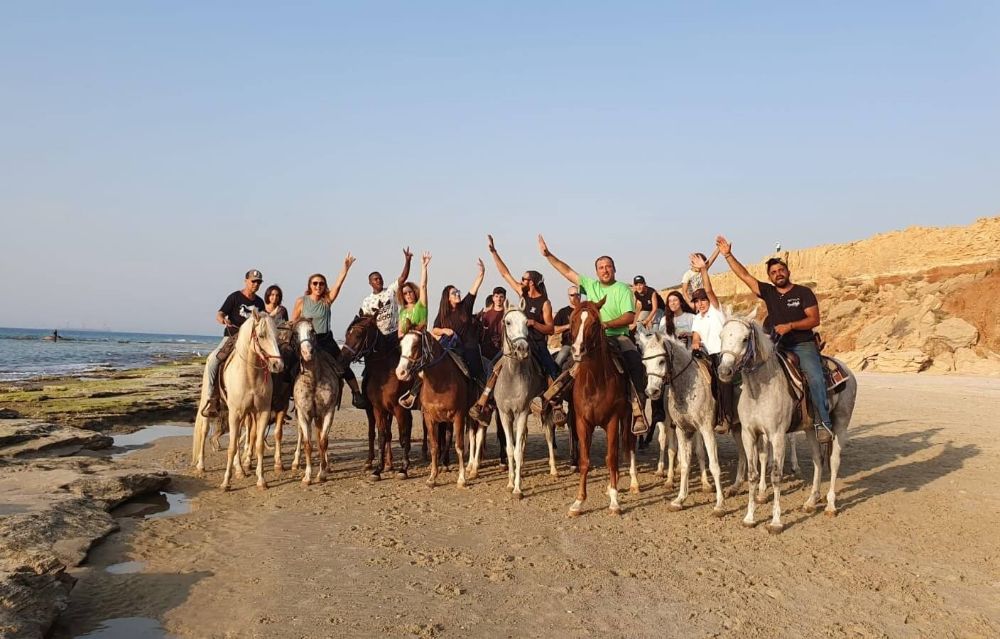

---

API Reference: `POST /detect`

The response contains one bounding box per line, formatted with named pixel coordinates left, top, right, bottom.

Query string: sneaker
left=352, top=391, right=371, bottom=410
left=550, top=405, right=568, bottom=428
left=468, top=403, right=486, bottom=423
left=815, top=422, right=834, bottom=444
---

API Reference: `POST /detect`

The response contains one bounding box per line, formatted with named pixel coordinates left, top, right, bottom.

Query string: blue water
left=0, top=327, right=216, bottom=382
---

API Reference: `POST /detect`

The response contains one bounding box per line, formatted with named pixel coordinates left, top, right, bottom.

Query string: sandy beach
left=18, top=370, right=998, bottom=638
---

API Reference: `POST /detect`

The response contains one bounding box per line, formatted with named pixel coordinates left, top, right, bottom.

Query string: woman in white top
left=687, top=253, right=734, bottom=433
left=657, top=290, right=696, bottom=346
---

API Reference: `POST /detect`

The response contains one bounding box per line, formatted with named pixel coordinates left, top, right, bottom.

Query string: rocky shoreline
left=0, top=361, right=200, bottom=638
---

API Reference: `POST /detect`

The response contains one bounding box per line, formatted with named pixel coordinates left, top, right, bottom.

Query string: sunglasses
left=403, top=289, right=416, bottom=295
left=450, top=290, right=461, bottom=296
left=251, top=280, right=262, bottom=284
left=310, top=281, right=326, bottom=287
left=569, top=294, right=580, bottom=298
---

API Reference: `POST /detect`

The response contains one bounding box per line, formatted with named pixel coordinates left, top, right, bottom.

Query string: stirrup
left=814, top=422, right=834, bottom=444
left=200, top=397, right=219, bottom=418
left=399, top=391, right=416, bottom=410
left=630, top=400, right=649, bottom=435
left=550, top=404, right=568, bottom=428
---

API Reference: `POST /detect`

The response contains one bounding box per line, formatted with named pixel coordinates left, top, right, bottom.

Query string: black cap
left=246, top=269, right=263, bottom=282
left=492, top=286, right=507, bottom=296
left=633, top=275, right=646, bottom=284
left=690, top=288, right=709, bottom=301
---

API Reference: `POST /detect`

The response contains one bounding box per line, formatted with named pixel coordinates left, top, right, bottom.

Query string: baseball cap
left=633, top=275, right=646, bottom=284
left=246, top=269, right=263, bottom=282
left=690, top=288, right=709, bottom=302
left=492, top=286, right=507, bottom=296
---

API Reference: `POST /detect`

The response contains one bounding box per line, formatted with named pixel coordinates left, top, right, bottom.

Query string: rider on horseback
left=199, top=269, right=266, bottom=417
left=360, top=247, right=413, bottom=338
left=536, top=235, right=649, bottom=434
left=716, top=235, right=834, bottom=443
left=430, top=258, right=487, bottom=386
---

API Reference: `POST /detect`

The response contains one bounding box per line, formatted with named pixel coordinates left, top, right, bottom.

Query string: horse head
left=501, top=308, right=531, bottom=360
left=396, top=330, right=425, bottom=381
left=342, top=313, right=378, bottom=362
left=636, top=330, right=669, bottom=401
left=717, top=316, right=761, bottom=383
left=294, top=319, right=317, bottom=363
left=569, top=299, right=605, bottom=362
left=248, top=310, right=285, bottom=374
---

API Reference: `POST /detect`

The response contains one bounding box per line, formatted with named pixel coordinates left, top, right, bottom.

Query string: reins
left=243, top=318, right=282, bottom=384
left=642, top=337, right=695, bottom=384
left=501, top=308, right=530, bottom=360
left=720, top=318, right=767, bottom=374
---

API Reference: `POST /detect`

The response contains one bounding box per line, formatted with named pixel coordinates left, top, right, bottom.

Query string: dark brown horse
left=567, top=300, right=638, bottom=515
left=395, top=329, right=470, bottom=487
left=342, top=313, right=417, bottom=479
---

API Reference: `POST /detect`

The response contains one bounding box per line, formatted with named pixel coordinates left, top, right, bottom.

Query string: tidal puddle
left=112, top=423, right=191, bottom=457
left=111, top=490, right=190, bottom=520
left=73, top=616, right=174, bottom=638
left=105, top=560, right=145, bottom=575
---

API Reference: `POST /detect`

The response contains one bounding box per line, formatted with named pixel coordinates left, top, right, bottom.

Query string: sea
left=0, top=327, right=218, bottom=382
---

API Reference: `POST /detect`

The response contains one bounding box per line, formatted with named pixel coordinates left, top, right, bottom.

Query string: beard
left=773, top=276, right=789, bottom=287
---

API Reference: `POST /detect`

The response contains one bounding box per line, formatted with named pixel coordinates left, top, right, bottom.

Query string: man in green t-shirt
left=536, top=235, right=648, bottom=433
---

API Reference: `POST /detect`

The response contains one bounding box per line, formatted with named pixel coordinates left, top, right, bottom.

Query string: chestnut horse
left=395, top=329, right=469, bottom=488
left=567, top=300, right=639, bottom=516
left=342, top=313, right=416, bottom=479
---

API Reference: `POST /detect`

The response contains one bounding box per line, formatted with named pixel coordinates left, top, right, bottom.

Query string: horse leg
left=298, top=411, right=313, bottom=486
left=396, top=408, right=412, bottom=479
left=291, top=418, right=303, bottom=471
left=454, top=416, right=467, bottom=488
left=755, top=434, right=770, bottom=505
left=365, top=408, right=375, bottom=471
left=426, top=417, right=439, bottom=486
left=670, top=429, right=691, bottom=511
left=568, top=405, right=580, bottom=473
left=371, top=409, right=388, bottom=480
left=569, top=418, right=591, bottom=516
left=700, top=426, right=725, bottom=516
left=665, top=425, right=678, bottom=492
left=220, top=411, right=241, bottom=491
left=742, top=431, right=760, bottom=527
left=542, top=414, right=558, bottom=477
left=766, top=431, right=787, bottom=534
left=273, top=410, right=286, bottom=475
left=316, top=410, right=334, bottom=483
left=726, top=427, right=746, bottom=498
left=384, top=413, right=395, bottom=475
left=787, top=432, right=800, bottom=477
left=193, top=414, right=209, bottom=473
left=513, top=412, right=529, bottom=498
left=255, top=410, right=269, bottom=490
left=695, top=429, right=711, bottom=492
left=499, top=411, right=516, bottom=491
left=605, top=415, right=623, bottom=515
left=421, top=417, right=429, bottom=462
left=242, top=419, right=254, bottom=471
left=653, top=421, right=667, bottom=477
left=825, top=429, right=844, bottom=516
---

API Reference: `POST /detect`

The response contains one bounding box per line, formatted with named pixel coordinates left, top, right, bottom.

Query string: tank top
left=301, top=296, right=331, bottom=335
left=523, top=294, right=547, bottom=344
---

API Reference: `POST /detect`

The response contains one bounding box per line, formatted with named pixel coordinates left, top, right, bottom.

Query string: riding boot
left=352, top=390, right=372, bottom=410
left=715, top=379, right=734, bottom=435
left=542, top=367, right=575, bottom=403
left=630, top=385, right=649, bottom=436
left=399, top=380, right=421, bottom=410
left=200, top=392, right=220, bottom=418
left=469, top=361, right=503, bottom=423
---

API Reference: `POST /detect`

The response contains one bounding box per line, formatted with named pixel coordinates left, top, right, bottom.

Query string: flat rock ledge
left=0, top=421, right=169, bottom=639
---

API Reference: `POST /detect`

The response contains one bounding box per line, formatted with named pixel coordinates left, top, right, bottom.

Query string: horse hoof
left=426, top=479, right=436, bottom=487
left=802, top=503, right=816, bottom=514
left=368, top=472, right=381, bottom=482
left=711, top=507, right=725, bottom=518
left=766, top=522, right=785, bottom=535
left=653, top=469, right=665, bottom=478
left=664, top=481, right=675, bottom=492
left=700, top=484, right=712, bottom=494
left=396, top=471, right=408, bottom=480
left=754, top=494, right=769, bottom=505
left=741, top=519, right=757, bottom=528
left=723, top=487, right=738, bottom=499
left=570, top=465, right=579, bottom=474
left=824, top=508, right=838, bottom=518
left=220, top=483, right=231, bottom=492
left=467, top=470, right=478, bottom=481
left=364, top=462, right=373, bottom=471
left=608, top=506, right=621, bottom=516
left=668, top=502, right=684, bottom=512
left=629, top=485, right=641, bottom=495
left=256, top=482, right=268, bottom=491
left=512, top=490, right=523, bottom=501
left=549, top=468, right=559, bottom=477
left=567, top=508, right=582, bottom=518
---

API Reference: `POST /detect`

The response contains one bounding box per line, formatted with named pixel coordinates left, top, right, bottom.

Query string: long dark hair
left=522, top=270, right=548, bottom=301
left=264, top=285, right=283, bottom=305
left=663, top=291, right=694, bottom=337
left=436, top=285, right=467, bottom=328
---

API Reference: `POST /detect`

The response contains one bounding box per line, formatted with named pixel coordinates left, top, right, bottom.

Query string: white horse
left=293, top=319, right=343, bottom=486
left=636, top=330, right=725, bottom=515
left=492, top=308, right=557, bottom=498
left=717, top=316, right=857, bottom=533
left=194, top=312, right=284, bottom=490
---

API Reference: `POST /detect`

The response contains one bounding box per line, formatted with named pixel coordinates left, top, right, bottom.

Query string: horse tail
left=192, top=412, right=205, bottom=464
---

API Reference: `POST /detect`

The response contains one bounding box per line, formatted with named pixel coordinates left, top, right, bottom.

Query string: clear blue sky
left=1, top=2, right=997, bottom=335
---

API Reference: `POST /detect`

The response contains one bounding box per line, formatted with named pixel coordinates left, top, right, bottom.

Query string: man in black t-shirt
left=553, top=285, right=580, bottom=368
left=199, top=269, right=266, bottom=417
left=716, top=237, right=834, bottom=443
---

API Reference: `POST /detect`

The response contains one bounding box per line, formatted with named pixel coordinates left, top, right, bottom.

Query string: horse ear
left=745, top=306, right=759, bottom=322
left=595, top=297, right=607, bottom=310
left=251, top=308, right=260, bottom=320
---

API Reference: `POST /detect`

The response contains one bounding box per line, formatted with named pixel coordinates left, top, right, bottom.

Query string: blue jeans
left=202, top=337, right=228, bottom=399
left=789, top=340, right=831, bottom=426
left=531, top=341, right=561, bottom=380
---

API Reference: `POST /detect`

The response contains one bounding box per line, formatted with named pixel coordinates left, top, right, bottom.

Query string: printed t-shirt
left=757, top=282, right=818, bottom=344
left=692, top=305, right=727, bottom=355
left=360, top=281, right=400, bottom=336
left=220, top=291, right=265, bottom=337
left=577, top=276, right=634, bottom=337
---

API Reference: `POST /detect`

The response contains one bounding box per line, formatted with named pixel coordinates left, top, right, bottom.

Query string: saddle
left=776, top=350, right=850, bottom=432
left=604, top=337, right=627, bottom=375
left=216, top=335, right=237, bottom=363
left=698, top=352, right=738, bottom=429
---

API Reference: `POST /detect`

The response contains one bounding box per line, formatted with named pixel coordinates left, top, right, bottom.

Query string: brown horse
left=567, top=300, right=638, bottom=515
left=342, top=313, right=417, bottom=479
left=395, top=329, right=469, bottom=487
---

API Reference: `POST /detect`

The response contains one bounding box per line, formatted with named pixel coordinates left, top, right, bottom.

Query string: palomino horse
left=717, top=316, right=858, bottom=533
left=395, top=330, right=469, bottom=488
left=493, top=308, right=557, bottom=498
left=636, top=330, right=725, bottom=515
left=566, top=300, right=638, bottom=516
left=293, top=319, right=343, bottom=485
left=342, top=313, right=416, bottom=480
left=204, top=311, right=284, bottom=490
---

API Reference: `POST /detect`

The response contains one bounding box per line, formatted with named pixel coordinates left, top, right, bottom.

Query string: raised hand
left=715, top=235, right=732, bottom=257
left=344, top=252, right=356, bottom=269
left=690, top=253, right=707, bottom=270
left=403, top=247, right=413, bottom=260
left=537, top=234, right=550, bottom=256
left=422, top=251, right=432, bottom=266
left=487, top=234, right=496, bottom=253
left=477, top=258, right=485, bottom=274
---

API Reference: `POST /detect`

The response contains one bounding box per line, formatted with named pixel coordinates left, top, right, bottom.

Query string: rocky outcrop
left=0, top=421, right=112, bottom=459
left=0, top=423, right=170, bottom=639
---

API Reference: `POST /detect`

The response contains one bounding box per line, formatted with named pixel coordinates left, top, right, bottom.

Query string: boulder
left=855, top=316, right=894, bottom=350
left=826, top=299, right=862, bottom=322
left=0, top=421, right=113, bottom=459
left=931, top=318, right=979, bottom=350
left=953, top=348, right=1000, bottom=376
left=871, top=349, right=931, bottom=373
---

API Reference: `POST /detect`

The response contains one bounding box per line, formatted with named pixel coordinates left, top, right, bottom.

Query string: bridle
left=719, top=318, right=766, bottom=374
left=245, top=317, right=283, bottom=382
left=341, top=316, right=382, bottom=363
left=399, top=330, right=448, bottom=375
left=501, top=308, right=530, bottom=359
left=641, top=334, right=695, bottom=385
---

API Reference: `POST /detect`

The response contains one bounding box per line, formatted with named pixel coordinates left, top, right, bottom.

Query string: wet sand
left=52, top=373, right=1000, bottom=638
